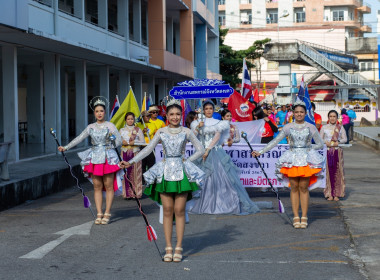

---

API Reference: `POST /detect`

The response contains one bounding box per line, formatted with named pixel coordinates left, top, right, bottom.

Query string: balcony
left=357, top=5, right=371, bottom=14
left=266, top=0, right=278, bottom=9
left=323, top=0, right=361, bottom=7
left=360, top=25, right=372, bottom=33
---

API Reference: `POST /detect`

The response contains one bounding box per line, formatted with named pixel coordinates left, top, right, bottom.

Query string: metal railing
left=298, top=42, right=377, bottom=97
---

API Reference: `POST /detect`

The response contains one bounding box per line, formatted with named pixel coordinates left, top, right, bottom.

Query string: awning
left=349, top=94, right=370, bottom=100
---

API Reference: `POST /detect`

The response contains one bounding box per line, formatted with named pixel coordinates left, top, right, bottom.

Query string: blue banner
left=317, top=50, right=353, bottom=65
left=169, top=79, right=234, bottom=100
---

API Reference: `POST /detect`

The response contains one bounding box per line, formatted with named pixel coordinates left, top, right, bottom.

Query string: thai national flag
left=297, top=76, right=315, bottom=125
left=109, top=96, right=120, bottom=120
left=241, top=58, right=252, bottom=100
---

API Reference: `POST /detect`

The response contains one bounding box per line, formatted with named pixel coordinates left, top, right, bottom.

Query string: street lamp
left=277, top=12, right=290, bottom=42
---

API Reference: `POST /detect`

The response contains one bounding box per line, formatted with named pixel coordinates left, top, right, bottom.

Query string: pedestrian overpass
left=263, top=40, right=377, bottom=99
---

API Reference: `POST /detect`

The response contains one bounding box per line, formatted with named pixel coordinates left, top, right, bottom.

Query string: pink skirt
left=83, top=160, right=121, bottom=192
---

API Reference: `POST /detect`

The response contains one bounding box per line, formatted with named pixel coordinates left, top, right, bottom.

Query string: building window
left=34, top=0, right=52, bottom=7
left=129, top=1, right=134, bottom=41
left=294, top=8, right=305, bottom=22
left=267, top=10, right=278, bottom=24
left=85, top=0, right=98, bottom=25
left=58, top=0, right=74, bottom=15
left=240, top=0, right=252, bottom=3
left=218, top=0, right=226, bottom=4
left=219, top=13, right=226, bottom=25
left=108, top=0, right=118, bottom=33
left=360, top=62, right=373, bottom=71
left=141, top=0, right=148, bottom=45
left=240, top=10, right=252, bottom=24
left=333, top=10, right=344, bottom=21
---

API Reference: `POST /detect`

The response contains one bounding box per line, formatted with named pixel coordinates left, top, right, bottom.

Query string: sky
left=363, top=1, right=380, bottom=38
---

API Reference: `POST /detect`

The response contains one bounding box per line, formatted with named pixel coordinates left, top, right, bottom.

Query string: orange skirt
left=280, top=165, right=322, bottom=186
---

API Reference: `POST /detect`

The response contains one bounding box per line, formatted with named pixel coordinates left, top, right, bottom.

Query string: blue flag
left=297, top=79, right=315, bottom=125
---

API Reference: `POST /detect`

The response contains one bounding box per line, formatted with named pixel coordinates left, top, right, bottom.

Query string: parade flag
left=297, top=77, right=315, bottom=125
left=241, top=58, right=253, bottom=100
left=147, top=94, right=152, bottom=109
left=228, top=90, right=255, bottom=122
left=142, top=93, right=147, bottom=112
left=253, top=88, right=259, bottom=103
left=180, top=99, right=192, bottom=126
left=109, top=95, right=120, bottom=120
left=111, top=88, right=141, bottom=130
left=263, top=81, right=266, bottom=98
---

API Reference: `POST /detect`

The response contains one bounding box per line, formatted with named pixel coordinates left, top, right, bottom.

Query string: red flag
left=253, top=88, right=259, bottom=103
left=228, top=90, right=255, bottom=122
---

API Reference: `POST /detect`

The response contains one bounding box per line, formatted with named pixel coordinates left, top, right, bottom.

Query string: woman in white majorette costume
left=119, top=100, right=205, bottom=262
left=189, top=100, right=272, bottom=215
left=58, top=97, right=123, bottom=225
left=251, top=101, right=325, bottom=229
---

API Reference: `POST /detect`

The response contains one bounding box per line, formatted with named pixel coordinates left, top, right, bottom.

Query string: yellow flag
left=263, top=81, right=266, bottom=97
left=110, top=88, right=141, bottom=130
left=141, top=95, right=147, bottom=112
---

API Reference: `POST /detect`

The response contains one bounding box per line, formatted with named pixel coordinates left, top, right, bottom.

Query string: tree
left=219, top=27, right=270, bottom=90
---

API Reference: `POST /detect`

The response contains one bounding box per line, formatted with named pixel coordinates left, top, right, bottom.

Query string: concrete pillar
left=119, top=70, right=130, bottom=101
left=99, top=65, right=110, bottom=108
left=2, top=46, right=19, bottom=161
left=53, top=0, right=59, bottom=35
left=157, top=79, right=166, bottom=103
left=0, top=66, right=3, bottom=139
left=195, top=24, right=207, bottom=79
left=118, top=0, right=130, bottom=58
left=180, top=6, right=193, bottom=62
left=133, top=0, right=142, bottom=43
left=75, top=61, right=88, bottom=142
left=61, top=69, right=69, bottom=142
left=148, top=0, right=165, bottom=67
left=207, top=36, right=219, bottom=75
left=74, top=0, right=84, bottom=20
left=133, top=73, right=143, bottom=105
left=147, top=76, right=155, bottom=102
left=43, top=54, right=58, bottom=153
left=26, top=65, right=43, bottom=143
left=55, top=55, right=61, bottom=144
left=166, top=17, right=173, bottom=53
left=98, top=0, right=108, bottom=29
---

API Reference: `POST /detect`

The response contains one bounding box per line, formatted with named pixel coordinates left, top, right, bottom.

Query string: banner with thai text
left=155, top=144, right=327, bottom=189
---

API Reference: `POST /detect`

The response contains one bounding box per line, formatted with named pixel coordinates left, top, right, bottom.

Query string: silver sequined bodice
left=161, top=132, right=187, bottom=181
left=89, top=127, right=111, bottom=164
left=288, top=128, right=312, bottom=150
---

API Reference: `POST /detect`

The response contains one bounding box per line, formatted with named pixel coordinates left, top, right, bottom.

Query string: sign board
left=169, top=79, right=234, bottom=100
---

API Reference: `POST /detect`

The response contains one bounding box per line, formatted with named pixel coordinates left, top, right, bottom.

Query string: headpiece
left=166, top=99, right=181, bottom=107
left=293, top=99, right=306, bottom=107
left=202, top=99, right=215, bottom=109
left=89, top=96, right=109, bottom=111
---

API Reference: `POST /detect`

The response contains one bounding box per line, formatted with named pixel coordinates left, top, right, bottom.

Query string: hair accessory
left=89, top=96, right=110, bottom=111
left=202, top=99, right=215, bottom=109
left=293, top=99, right=306, bottom=107
left=166, top=99, right=181, bottom=107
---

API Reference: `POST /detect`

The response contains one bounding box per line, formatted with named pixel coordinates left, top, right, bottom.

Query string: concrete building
left=0, top=0, right=220, bottom=162
left=218, top=0, right=377, bottom=121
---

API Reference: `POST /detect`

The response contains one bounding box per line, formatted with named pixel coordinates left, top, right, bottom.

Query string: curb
left=354, top=130, right=380, bottom=150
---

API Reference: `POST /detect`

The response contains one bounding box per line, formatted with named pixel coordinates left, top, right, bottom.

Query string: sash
left=331, top=123, right=341, bottom=142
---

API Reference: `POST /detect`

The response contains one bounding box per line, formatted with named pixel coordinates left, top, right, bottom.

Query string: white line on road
left=19, top=221, right=93, bottom=260
left=184, top=260, right=348, bottom=265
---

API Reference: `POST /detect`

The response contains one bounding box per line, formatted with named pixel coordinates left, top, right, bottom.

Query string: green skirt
left=143, top=172, right=199, bottom=205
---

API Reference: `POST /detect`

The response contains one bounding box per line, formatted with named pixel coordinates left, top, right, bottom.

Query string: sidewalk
left=354, top=126, right=380, bottom=150
left=0, top=150, right=86, bottom=211
left=339, top=140, right=380, bottom=279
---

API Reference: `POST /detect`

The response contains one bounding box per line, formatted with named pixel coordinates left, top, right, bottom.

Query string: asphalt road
left=1, top=142, right=378, bottom=280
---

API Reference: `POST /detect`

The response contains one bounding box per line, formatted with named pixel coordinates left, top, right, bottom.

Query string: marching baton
left=109, top=134, right=163, bottom=260
left=50, top=128, right=95, bottom=218
left=241, top=131, right=292, bottom=224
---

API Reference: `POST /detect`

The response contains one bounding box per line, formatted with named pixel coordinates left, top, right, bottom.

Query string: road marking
left=290, top=245, right=339, bottom=252
left=0, top=230, right=5, bottom=233
left=19, top=221, right=93, bottom=259
left=3, top=214, right=41, bottom=217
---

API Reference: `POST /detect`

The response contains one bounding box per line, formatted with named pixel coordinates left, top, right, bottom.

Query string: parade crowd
left=57, top=96, right=356, bottom=262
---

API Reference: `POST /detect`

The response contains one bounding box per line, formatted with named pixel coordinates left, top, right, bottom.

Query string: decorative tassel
left=83, top=196, right=91, bottom=208
left=147, top=225, right=157, bottom=241
left=278, top=200, right=285, bottom=214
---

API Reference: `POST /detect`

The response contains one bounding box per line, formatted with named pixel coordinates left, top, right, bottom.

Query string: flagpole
left=241, top=58, right=245, bottom=96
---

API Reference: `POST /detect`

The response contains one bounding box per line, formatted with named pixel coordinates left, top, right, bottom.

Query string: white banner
left=155, top=144, right=326, bottom=188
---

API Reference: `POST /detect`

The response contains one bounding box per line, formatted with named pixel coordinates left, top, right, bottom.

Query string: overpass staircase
left=297, top=40, right=377, bottom=98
